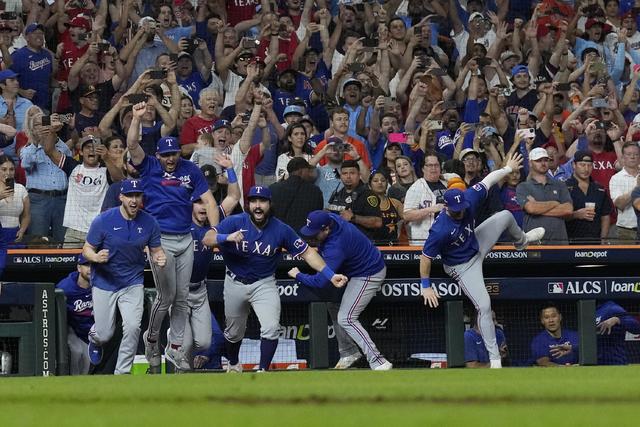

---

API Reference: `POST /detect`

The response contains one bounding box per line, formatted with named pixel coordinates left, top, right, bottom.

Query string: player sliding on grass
left=419, top=152, right=545, bottom=369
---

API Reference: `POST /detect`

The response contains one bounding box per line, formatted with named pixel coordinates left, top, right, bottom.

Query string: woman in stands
left=388, top=155, right=418, bottom=202
left=275, top=122, right=313, bottom=181
left=176, top=93, right=195, bottom=136
left=0, top=154, right=30, bottom=277
left=369, top=170, right=404, bottom=245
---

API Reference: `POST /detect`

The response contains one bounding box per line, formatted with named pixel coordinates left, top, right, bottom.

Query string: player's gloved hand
left=193, top=355, right=210, bottom=369
left=422, top=287, right=440, bottom=308
left=287, top=267, right=300, bottom=279
left=95, top=249, right=110, bottom=263
left=152, top=249, right=167, bottom=267
left=597, top=316, right=620, bottom=335
left=331, top=274, right=348, bottom=288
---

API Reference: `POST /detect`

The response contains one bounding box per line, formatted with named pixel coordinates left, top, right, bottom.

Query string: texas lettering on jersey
left=234, top=240, right=275, bottom=256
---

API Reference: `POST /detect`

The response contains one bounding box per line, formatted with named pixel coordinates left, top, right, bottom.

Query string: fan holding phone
left=0, top=154, right=30, bottom=276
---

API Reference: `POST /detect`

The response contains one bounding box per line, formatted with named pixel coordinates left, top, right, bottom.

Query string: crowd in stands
left=2, top=0, right=640, bottom=255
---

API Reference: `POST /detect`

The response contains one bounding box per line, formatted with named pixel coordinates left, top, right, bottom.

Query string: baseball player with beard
left=127, top=102, right=220, bottom=372
left=84, top=179, right=166, bottom=375
left=419, top=153, right=545, bottom=369
left=182, top=155, right=241, bottom=369
left=202, top=185, right=348, bottom=372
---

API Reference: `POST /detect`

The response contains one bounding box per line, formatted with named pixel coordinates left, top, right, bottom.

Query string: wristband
left=226, top=168, right=237, bottom=184
left=320, top=265, right=336, bottom=281
left=420, top=278, right=431, bottom=289
left=216, top=233, right=229, bottom=244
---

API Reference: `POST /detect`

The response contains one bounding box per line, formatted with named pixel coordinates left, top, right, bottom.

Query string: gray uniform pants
left=67, top=327, right=90, bottom=375
left=444, top=210, right=525, bottom=361
left=223, top=273, right=281, bottom=342
left=148, top=233, right=193, bottom=346
left=182, top=281, right=213, bottom=364
left=337, top=266, right=388, bottom=369
left=327, top=302, right=359, bottom=358
left=89, top=285, right=144, bottom=375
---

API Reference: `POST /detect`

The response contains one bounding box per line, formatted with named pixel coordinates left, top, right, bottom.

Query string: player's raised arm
left=126, top=102, right=147, bottom=166
left=199, top=190, right=220, bottom=227
left=420, top=255, right=439, bottom=308
left=480, top=152, right=524, bottom=188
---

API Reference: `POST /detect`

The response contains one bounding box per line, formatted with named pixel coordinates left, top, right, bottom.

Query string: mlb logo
left=548, top=282, right=564, bottom=294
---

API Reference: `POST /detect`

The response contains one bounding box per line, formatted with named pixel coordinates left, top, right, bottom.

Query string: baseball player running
left=55, top=254, right=93, bottom=375
left=127, top=102, right=220, bottom=371
left=182, top=155, right=241, bottom=369
left=84, top=179, right=167, bottom=375
left=420, top=153, right=545, bottom=368
left=290, top=210, right=393, bottom=370
left=203, top=186, right=347, bottom=372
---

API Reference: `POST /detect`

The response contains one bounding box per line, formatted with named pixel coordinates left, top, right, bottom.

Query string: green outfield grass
left=1, top=367, right=638, bottom=427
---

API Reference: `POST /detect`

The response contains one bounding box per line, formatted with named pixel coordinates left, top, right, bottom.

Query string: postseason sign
left=7, top=247, right=637, bottom=269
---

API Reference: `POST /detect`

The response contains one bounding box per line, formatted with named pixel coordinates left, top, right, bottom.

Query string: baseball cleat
left=143, top=331, right=161, bottom=368
left=88, top=342, right=103, bottom=365
left=226, top=363, right=243, bottom=373
left=490, top=359, right=503, bottom=369
left=165, top=346, right=191, bottom=371
left=515, top=227, right=545, bottom=250
left=373, top=361, right=393, bottom=371
left=334, top=353, right=362, bottom=369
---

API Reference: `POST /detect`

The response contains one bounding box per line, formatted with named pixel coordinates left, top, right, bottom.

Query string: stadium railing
left=2, top=245, right=640, bottom=374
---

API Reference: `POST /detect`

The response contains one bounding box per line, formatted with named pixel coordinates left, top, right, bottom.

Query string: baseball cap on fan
left=529, top=147, right=550, bottom=161
left=444, top=188, right=470, bottom=213
left=300, top=210, right=333, bottom=237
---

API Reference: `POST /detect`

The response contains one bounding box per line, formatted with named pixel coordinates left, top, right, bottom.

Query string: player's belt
left=225, top=270, right=254, bottom=285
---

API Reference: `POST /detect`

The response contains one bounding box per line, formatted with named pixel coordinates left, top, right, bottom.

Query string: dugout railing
left=2, top=245, right=640, bottom=374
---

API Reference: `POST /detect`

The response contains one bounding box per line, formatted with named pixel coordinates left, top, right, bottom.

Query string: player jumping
left=419, top=153, right=544, bottom=369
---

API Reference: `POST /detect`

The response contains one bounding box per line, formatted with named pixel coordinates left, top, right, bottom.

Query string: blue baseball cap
left=284, top=105, right=305, bottom=117
left=25, top=23, right=45, bottom=35
left=77, top=254, right=90, bottom=265
left=247, top=185, right=271, bottom=201
left=511, top=64, right=529, bottom=77
left=213, top=119, right=231, bottom=132
left=300, top=210, right=333, bottom=237
left=444, top=188, right=470, bottom=213
left=0, top=70, right=18, bottom=82
left=156, top=136, right=181, bottom=154
left=120, top=179, right=144, bottom=195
